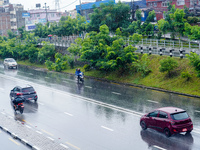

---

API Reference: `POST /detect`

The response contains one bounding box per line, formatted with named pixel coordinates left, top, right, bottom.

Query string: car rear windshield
left=22, top=87, right=34, bottom=93
left=171, top=111, right=189, bottom=120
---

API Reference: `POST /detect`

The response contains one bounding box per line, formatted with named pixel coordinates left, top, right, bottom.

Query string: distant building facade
left=146, top=0, right=200, bottom=20
left=26, top=9, right=66, bottom=31
left=66, top=9, right=77, bottom=19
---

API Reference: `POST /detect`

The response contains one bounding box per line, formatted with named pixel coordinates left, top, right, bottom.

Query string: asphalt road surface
left=0, top=64, right=200, bottom=150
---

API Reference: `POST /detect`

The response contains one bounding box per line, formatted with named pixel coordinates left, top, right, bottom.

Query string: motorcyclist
left=12, top=96, right=24, bottom=110
left=75, top=68, right=81, bottom=76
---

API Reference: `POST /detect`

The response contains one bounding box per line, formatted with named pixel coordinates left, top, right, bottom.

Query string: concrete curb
left=0, top=124, right=36, bottom=149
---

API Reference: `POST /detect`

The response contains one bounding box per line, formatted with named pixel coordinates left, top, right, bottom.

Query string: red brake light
left=34, top=91, right=36, bottom=94
left=16, top=93, right=23, bottom=96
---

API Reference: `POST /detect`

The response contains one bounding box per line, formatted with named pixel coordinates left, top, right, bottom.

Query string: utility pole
left=43, top=3, right=49, bottom=22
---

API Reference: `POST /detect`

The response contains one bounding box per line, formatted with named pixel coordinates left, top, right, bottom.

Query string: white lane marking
left=195, top=110, right=200, bottom=113
left=85, top=86, right=92, bottom=89
left=101, top=126, right=114, bottom=132
left=47, top=137, right=54, bottom=141
left=194, top=128, right=200, bottom=132
left=1, top=112, right=5, bottom=115
left=63, top=81, right=69, bottom=83
left=64, top=112, right=73, bottom=116
left=112, top=92, right=121, bottom=95
left=153, top=145, right=167, bottom=150
left=36, top=131, right=42, bottom=134
left=8, top=116, right=13, bottom=119
left=60, top=143, right=69, bottom=149
left=193, top=130, right=200, bottom=134
left=26, top=125, right=31, bottom=129
left=0, top=74, right=144, bottom=117
left=38, top=102, right=44, bottom=105
left=147, top=100, right=159, bottom=104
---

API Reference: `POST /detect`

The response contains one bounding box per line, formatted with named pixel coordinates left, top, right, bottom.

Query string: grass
left=4, top=55, right=200, bottom=97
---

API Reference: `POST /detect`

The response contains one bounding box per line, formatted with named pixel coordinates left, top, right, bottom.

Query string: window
left=149, top=2, right=153, bottom=6
left=177, top=0, right=185, bottom=5
left=171, top=112, right=189, bottom=120
left=148, top=111, right=159, bottom=117
left=162, top=2, right=168, bottom=7
left=37, top=14, right=40, bottom=17
left=154, top=2, right=157, bottom=7
left=51, top=13, right=54, bottom=17
left=159, top=111, right=168, bottom=118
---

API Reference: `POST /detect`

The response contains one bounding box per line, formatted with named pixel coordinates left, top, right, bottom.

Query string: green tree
left=77, top=25, right=138, bottom=72
left=159, top=57, right=178, bottom=77
left=170, top=8, right=186, bottom=38
left=135, top=9, right=142, bottom=21
left=157, top=19, right=169, bottom=38
left=88, top=1, right=131, bottom=33
left=7, top=30, right=17, bottom=39
left=38, top=42, right=56, bottom=64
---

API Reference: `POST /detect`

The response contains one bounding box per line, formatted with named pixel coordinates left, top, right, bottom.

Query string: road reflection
left=140, top=129, right=193, bottom=150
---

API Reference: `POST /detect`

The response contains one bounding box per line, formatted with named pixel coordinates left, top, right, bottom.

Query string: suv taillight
left=34, top=91, right=36, bottom=94
left=16, top=93, right=23, bottom=96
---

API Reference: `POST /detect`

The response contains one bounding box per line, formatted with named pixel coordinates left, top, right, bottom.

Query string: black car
left=10, top=85, right=38, bottom=102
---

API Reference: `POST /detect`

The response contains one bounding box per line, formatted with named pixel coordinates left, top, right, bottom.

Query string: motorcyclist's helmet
left=77, top=68, right=80, bottom=71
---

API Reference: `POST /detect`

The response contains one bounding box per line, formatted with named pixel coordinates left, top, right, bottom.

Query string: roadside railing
left=37, top=37, right=200, bottom=58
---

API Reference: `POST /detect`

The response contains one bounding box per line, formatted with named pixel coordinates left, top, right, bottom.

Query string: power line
left=59, top=0, right=78, bottom=10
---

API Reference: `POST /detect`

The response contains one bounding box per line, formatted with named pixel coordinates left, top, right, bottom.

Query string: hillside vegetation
left=65, top=54, right=200, bottom=97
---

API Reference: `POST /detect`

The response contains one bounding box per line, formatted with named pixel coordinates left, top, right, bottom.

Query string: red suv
left=140, top=107, right=193, bottom=137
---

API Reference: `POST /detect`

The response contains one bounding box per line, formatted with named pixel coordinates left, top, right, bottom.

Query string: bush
left=159, top=57, right=178, bottom=77
left=83, top=64, right=91, bottom=71
left=181, top=71, right=192, bottom=81
left=136, top=54, right=152, bottom=77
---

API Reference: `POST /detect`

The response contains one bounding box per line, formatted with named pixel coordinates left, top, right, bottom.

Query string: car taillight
left=16, top=93, right=23, bottom=96
left=34, top=91, right=36, bottom=94
left=170, top=121, right=175, bottom=125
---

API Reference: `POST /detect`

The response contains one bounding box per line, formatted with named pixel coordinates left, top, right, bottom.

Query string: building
left=146, top=0, right=200, bottom=20
left=9, top=4, right=27, bottom=33
left=76, top=0, right=115, bottom=21
left=26, top=9, right=65, bottom=31
left=0, top=12, right=11, bottom=36
left=66, top=9, right=77, bottom=19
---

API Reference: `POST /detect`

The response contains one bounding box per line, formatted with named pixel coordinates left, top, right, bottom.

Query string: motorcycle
left=76, top=72, right=84, bottom=83
left=12, top=97, right=25, bottom=114
left=14, top=103, right=24, bottom=114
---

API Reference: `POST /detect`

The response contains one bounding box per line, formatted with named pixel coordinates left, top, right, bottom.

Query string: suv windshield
left=171, top=111, right=189, bottom=120
left=22, top=87, right=34, bottom=93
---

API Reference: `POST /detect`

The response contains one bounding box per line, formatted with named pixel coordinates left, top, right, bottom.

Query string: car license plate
left=28, top=98, right=32, bottom=100
left=182, top=128, right=187, bottom=132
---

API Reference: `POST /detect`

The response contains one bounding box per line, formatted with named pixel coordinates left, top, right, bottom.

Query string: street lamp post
left=43, top=3, right=49, bottom=22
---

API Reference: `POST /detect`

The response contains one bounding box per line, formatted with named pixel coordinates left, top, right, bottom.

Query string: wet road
left=0, top=130, right=29, bottom=150
left=0, top=63, right=200, bottom=150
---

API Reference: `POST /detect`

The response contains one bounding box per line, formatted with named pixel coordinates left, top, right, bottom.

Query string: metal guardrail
left=37, top=37, right=200, bottom=58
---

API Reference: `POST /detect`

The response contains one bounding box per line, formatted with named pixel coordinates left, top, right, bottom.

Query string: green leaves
left=159, top=57, right=178, bottom=77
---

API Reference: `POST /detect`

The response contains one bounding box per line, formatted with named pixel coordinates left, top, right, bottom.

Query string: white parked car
left=3, top=58, right=18, bottom=69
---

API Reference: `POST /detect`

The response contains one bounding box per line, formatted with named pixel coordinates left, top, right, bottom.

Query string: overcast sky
left=9, top=0, right=129, bottom=12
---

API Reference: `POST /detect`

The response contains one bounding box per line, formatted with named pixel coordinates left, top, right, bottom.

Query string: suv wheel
left=140, top=121, right=147, bottom=130
left=164, top=128, right=171, bottom=137
left=34, top=98, right=38, bottom=102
